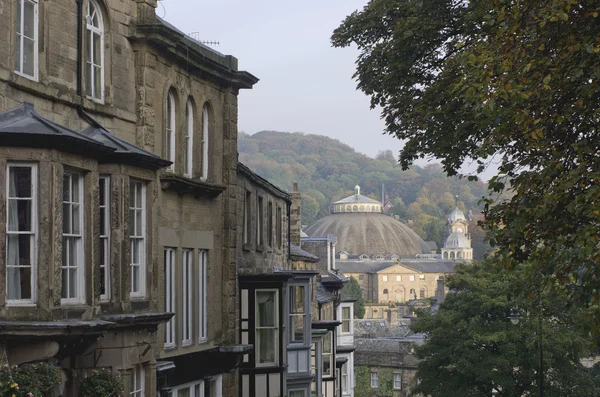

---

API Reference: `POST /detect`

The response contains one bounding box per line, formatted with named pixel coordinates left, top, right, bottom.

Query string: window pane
left=290, top=315, right=304, bottom=343
left=290, top=286, right=305, bottom=314
left=69, top=268, right=77, bottom=298
left=257, top=292, right=275, bottom=327
left=7, top=267, right=31, bottom=300
left=23, top=1, right=35, bottom=38
left=72, top=204, right=80, bottom=234
left=71, top=174, right=80, bottom=201
left=9, top=167, right=32, bottom=197
left=342, top=307, right=350, bottom=320
left=94, top=64, right=102, bottom=97
left=7, top=200, right=31, bottom=232
left=128, top=209, right=135, bottom=236
left=15, top=32, right=21, bottom=71
left=257, top=328, right=275, bottom=364
left=136, top=210, right=142, bottom=235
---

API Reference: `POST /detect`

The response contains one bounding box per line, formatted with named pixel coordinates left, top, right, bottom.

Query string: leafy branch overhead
left=332, top=0, right=600, bottom=325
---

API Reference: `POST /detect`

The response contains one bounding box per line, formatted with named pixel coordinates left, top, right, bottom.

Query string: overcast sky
left=161, top=0, right=403, bottom=159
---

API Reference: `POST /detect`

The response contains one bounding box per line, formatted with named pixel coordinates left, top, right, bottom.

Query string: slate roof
left=0, top=103, right=111, bottom=155
left=425, top=241, right=438, bottom=251
left=0, top=103, right=170, bottom=170
left=398, top=260, right=456, bottom=273
left=290, top=244, right=319, bottom=262
left=336, top=261, right=397, bottom=274
left=353, top=319, right=412, bottom=338
left=317, top=283, right=335, bottom=304
left=82, top=126, right=171, bottom=169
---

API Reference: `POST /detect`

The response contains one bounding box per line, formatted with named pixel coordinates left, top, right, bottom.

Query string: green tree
left=342, top=276, right=365, bottom=319
left=410, top=262, right=598, bottom=397
left=332, top=0, right=600, bottom=325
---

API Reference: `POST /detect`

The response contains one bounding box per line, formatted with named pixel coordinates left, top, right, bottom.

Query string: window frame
left=198, top=249, right=208, bottom=343
left=201, top=104, right=209, bottom=180
left=170, top=380, right=205, bottom=397
left=184, top=100, right=194, bottom=177
left=130, top=364, right=145, bottom=397
left=6, top=163, right=37, bottom=305
left=370, top=371, right=378, bottom=388
left=288, top=283, right=309, bottom=345
left=209, top=375, right=222, bottom=397
left=396, top=275, right=402, bottom=282
left=85, top=0, right=105, bottom=102
left=276, top=205, right=282, bottom=249
left=165, top=91, right=176, bottom=172
left=322, top=331, right=333, bottom=377
left=382, top=275, right=388, bottom=282
left=61, top=171, right=85, bottom=305
left=164, top=247, right=176, bottom=348
left=255, top=289, right=279, bottom=367
left=129, top=179, right=146, bottom=299
left=14, top=0, right=39, bottom=81
left=340, top=304, right=352, bottom=334
left=393, top=373, right=402, bottom=390
left=267, top=201, right=273, bottom=248
left=256, top=196, right=264, bottom=247
left=341, top=363, right=349, bottom=393
left=243, top=191, right=251, bottom=245
left=99, top=175, right=110, bottom=301
left=182, top=248, right=193, bottom=345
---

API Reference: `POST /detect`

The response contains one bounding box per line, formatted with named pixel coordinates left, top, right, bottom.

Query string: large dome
left=304, top=213, right=431, bottom=256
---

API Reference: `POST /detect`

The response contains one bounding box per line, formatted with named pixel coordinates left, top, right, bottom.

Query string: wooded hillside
left=239, top=131, right=491, bottom=258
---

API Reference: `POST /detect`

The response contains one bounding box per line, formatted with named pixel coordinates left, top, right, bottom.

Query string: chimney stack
left=436, top=277, right=446, bottom=304
left=290, top=182, right=302, bottom=247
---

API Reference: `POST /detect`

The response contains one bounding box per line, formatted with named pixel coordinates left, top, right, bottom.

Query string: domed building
left=304, top=186, right=431, bottom=256
left=441, top=207, right=473, bottom=260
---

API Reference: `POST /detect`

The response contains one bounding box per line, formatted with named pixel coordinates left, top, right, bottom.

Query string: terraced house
left=0, top=0, right=256, bottom=396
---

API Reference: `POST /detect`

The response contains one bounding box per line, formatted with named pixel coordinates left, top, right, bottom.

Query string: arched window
left=184, top=100, right=194, bottom=177
left=165, top=90, right=176, bottom=171
left=382, top=289, right=389, bottom=302
left=346, top=205, right=351, bottom=212
left=201, top=103, right=210, bottom=180
left=457, top=251, right=463, bottom=259
left=353, top=205, right=358, bottom=212
left=450, top=252, right=455, bottom=259
left=443, top=251, right=448, bottom=259
left=359, top=205, right=364, bottom=211
left=86, top=0, right=104, bottom=101
left=420, top=288, right=426, bottom=299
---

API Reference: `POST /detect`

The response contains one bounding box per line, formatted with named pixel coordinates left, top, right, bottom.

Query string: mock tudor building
left=0, top=1, right=256, bottom=396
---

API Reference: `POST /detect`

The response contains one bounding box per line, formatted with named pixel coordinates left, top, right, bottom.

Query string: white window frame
left=85, top=0, right=104, bottom=102
left=288, top=283, right=308, bottom=345
left=382, top=275, right=388, bottom=282
left=209, top=375, right=222, bottom=397
left=164, top=248, right=176, bottom=348
left=130, top=364, right=145, bottom=397
left=129, top=180, right=146, bottom=298
left=341, top=363, right=349, bottom=393
left=184, top=100, right=194, bottom=177
left=14, top=0, right=39, bottom=81
left=393, top=373, right=402, bottom=390
left=61, top=171, right=85, bottom=304
left=340, top=304, right=352, bottom=334
left=99, top=176, right=110, bottom=301
left=201, top=104, right=209, bottom=180
left=370, top=371, right=378, bottom=388
left=166, top=91, right=176, bottom=171
left=396, top=275, right=402, bottom=281
left=171, top=380, right=204, bottom=397
left=419, top=274, right=425, bottom=280
left=6, top=163, right=37, bottom=305
left=198, top=249, right=208, bottom=342
left=182, top=248, right=193, bottom=345
left=255, top=289, right=279, bottom=367
left=409, top=275, right=415, bottom=282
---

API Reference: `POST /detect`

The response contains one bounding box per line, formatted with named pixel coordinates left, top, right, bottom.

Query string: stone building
left=353, top=320, right=423, bottom=397
left=0, top=0, right=256, bottom=396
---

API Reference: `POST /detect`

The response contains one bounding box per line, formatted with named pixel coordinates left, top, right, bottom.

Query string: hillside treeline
left=239, top=131, right=491, bottom=259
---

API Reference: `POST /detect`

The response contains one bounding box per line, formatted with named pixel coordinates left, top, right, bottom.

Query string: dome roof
left=444, top=231, right=471, bottom=249
left=304, top=213, right=431, bottom=256
left=448, top=207, right=467, bottom=223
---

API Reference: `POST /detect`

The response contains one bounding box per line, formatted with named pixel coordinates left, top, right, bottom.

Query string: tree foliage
left=410, top=262, right=598, bottom=397
left=239, top=131, right=490, bottom=257
left=342, top=276, right=366, bottom=318
left=332, top=0, right=600, bottom=326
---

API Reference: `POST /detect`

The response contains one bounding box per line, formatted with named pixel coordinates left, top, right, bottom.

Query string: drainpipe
left=75, top=0, right=102, bottom=128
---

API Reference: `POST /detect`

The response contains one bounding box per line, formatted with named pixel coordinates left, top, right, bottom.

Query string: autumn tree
left=332, top=0, right=600, bottom=326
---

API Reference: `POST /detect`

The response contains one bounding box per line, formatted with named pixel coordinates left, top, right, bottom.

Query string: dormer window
left=85, top=0, right=104, bottom=102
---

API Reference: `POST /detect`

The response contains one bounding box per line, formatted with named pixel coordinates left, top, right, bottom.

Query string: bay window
left=99, top=176, right=110, bottom=301
left=182, top=248, right=193, bottom=345
left=15, top=0, right=38, bottom=80
left=129, top=180, right=146, bottom=298
left=62, top=171, right=84, bottom=303
left=164, top=248, right=176, bottom=347
left=6, top=164, right=36, bottom=303
left=256, top=290, right=278, bottom=366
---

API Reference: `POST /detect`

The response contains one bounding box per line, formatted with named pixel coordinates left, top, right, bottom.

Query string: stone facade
left=0, top=0, right=256, bottom=396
